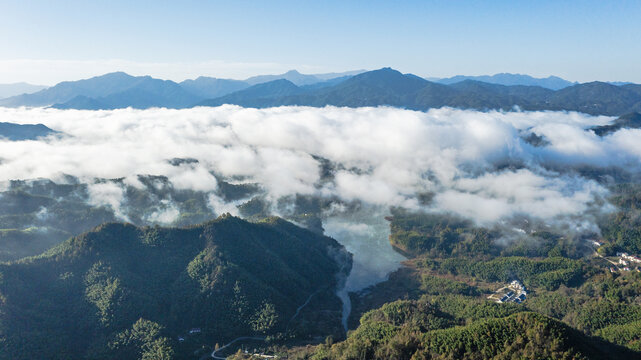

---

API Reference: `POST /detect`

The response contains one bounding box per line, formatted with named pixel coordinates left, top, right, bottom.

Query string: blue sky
left=1, top=0, right=640, bottom=84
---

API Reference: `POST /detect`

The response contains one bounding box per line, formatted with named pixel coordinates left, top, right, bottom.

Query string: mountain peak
left=92, top=71, right=136, bottom=80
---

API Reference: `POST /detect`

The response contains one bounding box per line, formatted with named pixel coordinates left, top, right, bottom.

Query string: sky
left=1, top=0, right=640, bottom=85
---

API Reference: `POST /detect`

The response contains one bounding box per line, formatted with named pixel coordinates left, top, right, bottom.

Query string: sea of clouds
left=1, top=105, right=640, bottom=290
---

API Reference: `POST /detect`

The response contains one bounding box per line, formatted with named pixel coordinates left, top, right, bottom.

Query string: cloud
left=86, top=182, right=128, bottom=221
left=0, top=106, right=634, bottom=228
left=435, top=170, right=607, bottom=224
left=2, top=105, right=638, bottom=294
left=145, top=200, right=180, bottom=224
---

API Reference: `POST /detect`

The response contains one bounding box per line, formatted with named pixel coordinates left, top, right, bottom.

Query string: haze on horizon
left=1, top=0, right=640, bottom=85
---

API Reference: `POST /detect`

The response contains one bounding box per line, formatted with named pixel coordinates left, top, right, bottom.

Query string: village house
left=623, top=253, right=641, bottom=263
left=620, top=259, right=629, bottom=266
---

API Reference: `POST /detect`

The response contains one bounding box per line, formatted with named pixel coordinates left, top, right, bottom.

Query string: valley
left=4, top=1, right=641, bottom=359
left=1, top=104, right=641, bottom=359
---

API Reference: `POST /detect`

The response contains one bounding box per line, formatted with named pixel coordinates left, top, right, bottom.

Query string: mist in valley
left=1, top=105, right=639, bottom=293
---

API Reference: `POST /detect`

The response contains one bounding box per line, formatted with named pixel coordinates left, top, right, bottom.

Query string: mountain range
left=2, top=68, right=641, bottom=116
left=245, top=69, right=365, bottom=86
left=0, top=70, right=362, bottom=109
left=197, top=68, right=641, bottom=116
left=432, top=73, right=577, bottom=90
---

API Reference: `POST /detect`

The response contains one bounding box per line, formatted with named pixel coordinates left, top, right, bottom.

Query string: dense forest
left=255, top=183, right=641, bottom=359
left=0, top=215, right=350, bottom=359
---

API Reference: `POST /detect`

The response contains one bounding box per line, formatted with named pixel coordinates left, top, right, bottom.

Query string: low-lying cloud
left=0, top=106, right=635, bottom=224
left=0, top=105, right=638, bottom=290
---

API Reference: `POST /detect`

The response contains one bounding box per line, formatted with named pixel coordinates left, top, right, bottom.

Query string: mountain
left=546, top=81, right=641, bottom=115
left=197, top=79, right=304, bottom=107
left=312, top=69, right=366, bottom=81
left=0, top=82, right=48, bottom=98
left=5, top=68, right=641, bottom=115
left=0, top=72, right=203, bottom=109
left=51, top=95, right=108, bottom=110
left=591, top=112, right=641, bottom=136
left=313, top=68, right=429, bottom=107
left=435, top=73, right=577, bottom=90
left=300, top=75, right=355, bottom=91
left=178, top=77, right=250, bottom=98
left=196, top=68, right=641, bottom=116
left=0, top=122, right=57, bottom=140
left=275, top=67, right=432, bottom=108
left=244, top=69, right=363, bottom=86
left=199, top=68, right=549, bottom=110
left=0, top=215, right=350, bottom=359
left=621, top=83, right=641, bottom=97
left=308, top=305, right=635, bottom=359
left=52, top=77, right=202, bottom=110
left=0, top=72, right=143, bottom=107
left=245, top=70, right=322, bottom=86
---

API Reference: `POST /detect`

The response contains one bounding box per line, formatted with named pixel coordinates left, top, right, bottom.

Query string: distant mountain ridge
left=434, top=73, right=577, bottom=90
left=0, top=69, right=363, bottom=109
left=178, top=76, right=249, bottom=99
left=245, top=69, right=364, bottom=86
left=2, top=68, right=641, bottom=115
left=52, top=75, right=204, bottom=110
left=199, top=68, right=641, bottom=116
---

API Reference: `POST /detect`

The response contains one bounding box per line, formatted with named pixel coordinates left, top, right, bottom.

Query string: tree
left=251, top=302, right=278, bottom=333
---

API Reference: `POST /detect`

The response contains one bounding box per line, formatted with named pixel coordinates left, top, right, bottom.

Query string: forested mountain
left=0, top=174, right=264, bottom=263
left=297, top=304, right=634, bottom=359
left=0, top=122, right=57, bottom=140
left=0, top=215, right=350, bottom=359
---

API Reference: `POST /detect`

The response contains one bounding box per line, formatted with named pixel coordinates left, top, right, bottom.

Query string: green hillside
left=288, top=296, right=635, bottom=359
left=270, top=184, right=641, bottom=359
left=0, top=215, right=350, bottom=359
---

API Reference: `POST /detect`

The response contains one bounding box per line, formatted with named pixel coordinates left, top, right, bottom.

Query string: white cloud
left=87, top=182, right=128, bottom=221
left=145, top=200, right=180, bottom=224
left=0, top=106, right=635, bottom=228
